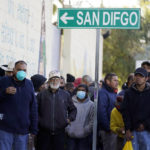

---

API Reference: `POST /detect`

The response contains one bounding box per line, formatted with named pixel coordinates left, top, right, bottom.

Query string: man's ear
left=13, top=68, right=15, bottom=73
left=106, top=79, right=110, bottom=85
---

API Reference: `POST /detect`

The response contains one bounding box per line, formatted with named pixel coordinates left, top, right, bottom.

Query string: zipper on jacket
left=52, top=93, right=55, bottom=133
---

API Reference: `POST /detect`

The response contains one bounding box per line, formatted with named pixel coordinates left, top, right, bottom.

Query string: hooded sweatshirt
left=66, top=96, right=94, bottom=138
left=121, top=83, right=150, bottom=131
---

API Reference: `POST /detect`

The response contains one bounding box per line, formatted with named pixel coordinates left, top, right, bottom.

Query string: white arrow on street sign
left=58, top=8, right=141, bottom=29
left=60, top=12, right=74, bottom=24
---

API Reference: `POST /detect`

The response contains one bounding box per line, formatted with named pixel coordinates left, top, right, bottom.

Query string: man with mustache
left=36, top=70, right=77, bottom=150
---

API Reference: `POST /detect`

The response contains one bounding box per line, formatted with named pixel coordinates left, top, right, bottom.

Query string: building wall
left=0, top=0, right=102, bottom=80
left=61, top=29, right=103, bottom=81
left=0, top=0, right=42, bottom=77
left=0, top=0, right=61, bottom=78
left=45, top=0, right=61, bottom=78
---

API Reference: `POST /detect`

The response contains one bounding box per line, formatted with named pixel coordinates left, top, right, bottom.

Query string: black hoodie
left=121, top=83, right=150, bottom=131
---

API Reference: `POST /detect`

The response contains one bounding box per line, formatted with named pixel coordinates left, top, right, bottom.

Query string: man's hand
left=117, top=128, right=125, bottom=135
left=30, top=134, right=36, bottom=138
left=125, top=130, right=133, bottom=141
left=28, top=134, right=36, bottom=143
left=6, top=87, right=16, bottom=95
left=67, top=119, right=71, bottom=124
left=28, top=134, right=35, bottom=149
left=137, top=124, right=144, bottom=132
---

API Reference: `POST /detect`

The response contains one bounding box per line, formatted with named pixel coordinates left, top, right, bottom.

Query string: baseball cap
left=0, top=61, right=14, bottom=71
left=49, top=70, right=60, bottom=79
left=134, top=67, right=148, bottom=77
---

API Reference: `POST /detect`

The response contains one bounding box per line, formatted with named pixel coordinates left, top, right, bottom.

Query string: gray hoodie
left=66, top=96, right=94, bottom=138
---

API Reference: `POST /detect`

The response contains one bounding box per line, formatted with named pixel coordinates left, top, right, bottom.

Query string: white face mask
left=50, top=82, right=60, bottom=90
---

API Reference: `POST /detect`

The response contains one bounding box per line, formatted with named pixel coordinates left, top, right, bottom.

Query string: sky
left=103, top=0, right=139, bottom=7
left=63, top=0, right=140, bottom=8
left=53, top=0, right=140, bottom=23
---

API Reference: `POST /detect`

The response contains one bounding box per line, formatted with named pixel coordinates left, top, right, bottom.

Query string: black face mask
left=60, top=86, right=65, bottom=90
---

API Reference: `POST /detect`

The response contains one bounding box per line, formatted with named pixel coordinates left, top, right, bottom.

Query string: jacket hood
left=72, top=95, right=90, bottom=104
left=122, top=82, right=128, bottom=90
left=131, top=82, right=150, bottom=92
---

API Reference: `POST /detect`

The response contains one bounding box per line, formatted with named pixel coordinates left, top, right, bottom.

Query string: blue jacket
left=98, top=83, right=117, bottom=131
left=0, top=76, right=38, bottom=135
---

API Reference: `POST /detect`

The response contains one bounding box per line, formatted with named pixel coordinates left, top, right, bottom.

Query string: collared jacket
left=66, top=96, right=94, bottom=138
left=98, top=83, right=117, bottom=131
left=121, top=83, right=150, bottom=131
left=37, top=88, right=77, bottom=134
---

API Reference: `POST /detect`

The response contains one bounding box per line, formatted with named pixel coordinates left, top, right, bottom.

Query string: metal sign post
left=92, top=29, right=100, bottom=150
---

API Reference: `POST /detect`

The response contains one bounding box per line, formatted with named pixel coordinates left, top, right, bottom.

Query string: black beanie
left=31, top=74, right=47, bottom=91
left=77, top=84, right=89, bottom=93
left=66, top=73, right=75, bottom=82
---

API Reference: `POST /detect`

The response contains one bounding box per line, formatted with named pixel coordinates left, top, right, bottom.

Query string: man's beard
left=50, top=83, right=60, bottom=90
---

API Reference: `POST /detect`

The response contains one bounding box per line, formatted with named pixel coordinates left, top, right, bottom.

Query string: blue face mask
left=16, top=71, right=26, bottom=81
left=77, top=91, right=86, bottom=100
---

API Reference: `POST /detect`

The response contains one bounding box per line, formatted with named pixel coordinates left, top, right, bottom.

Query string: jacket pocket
left=66, top=124, right=86, bottom=138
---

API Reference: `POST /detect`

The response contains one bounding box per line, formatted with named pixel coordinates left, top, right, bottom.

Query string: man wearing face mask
left=0, top=60, right=38, bottom=150
left=36, top=70, right=77, bottom=150
left=66, top=84, right=94, bottom=150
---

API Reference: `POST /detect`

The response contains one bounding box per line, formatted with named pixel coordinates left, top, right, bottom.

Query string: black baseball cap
left=134, top=67, right=148, bottom=77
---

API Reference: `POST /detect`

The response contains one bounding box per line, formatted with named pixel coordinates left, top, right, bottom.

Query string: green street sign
left=58, top=8, right=140, bottom=29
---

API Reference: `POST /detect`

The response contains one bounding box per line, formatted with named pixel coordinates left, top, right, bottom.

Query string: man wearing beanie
left=36, top=70, right=77, bottom=150
left=30, top=74, right=47, bottom=150
left=66, top=73, right=75, bottom=83
left=66, top=84, right=94, bottom=150
left=31, top=74, right=47, bottom=95
left=121, top=67, right=150, bottom=150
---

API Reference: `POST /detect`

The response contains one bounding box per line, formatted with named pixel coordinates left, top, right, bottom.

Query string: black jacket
left=37, top=88, right=77, bottom=134
left=121, top=83, right=150, bottom=131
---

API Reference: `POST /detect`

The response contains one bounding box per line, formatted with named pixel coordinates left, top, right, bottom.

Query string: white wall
left=61, top=29, right=103, bottom=81
left=0, top=0, right=42, bottom=77
left=0, top=0, right=61, bottom=78
left=45, top=0, right=61, bottom=78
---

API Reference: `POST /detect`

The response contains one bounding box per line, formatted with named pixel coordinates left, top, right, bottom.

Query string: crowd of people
left=0, top=60, right=150, bottom=150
